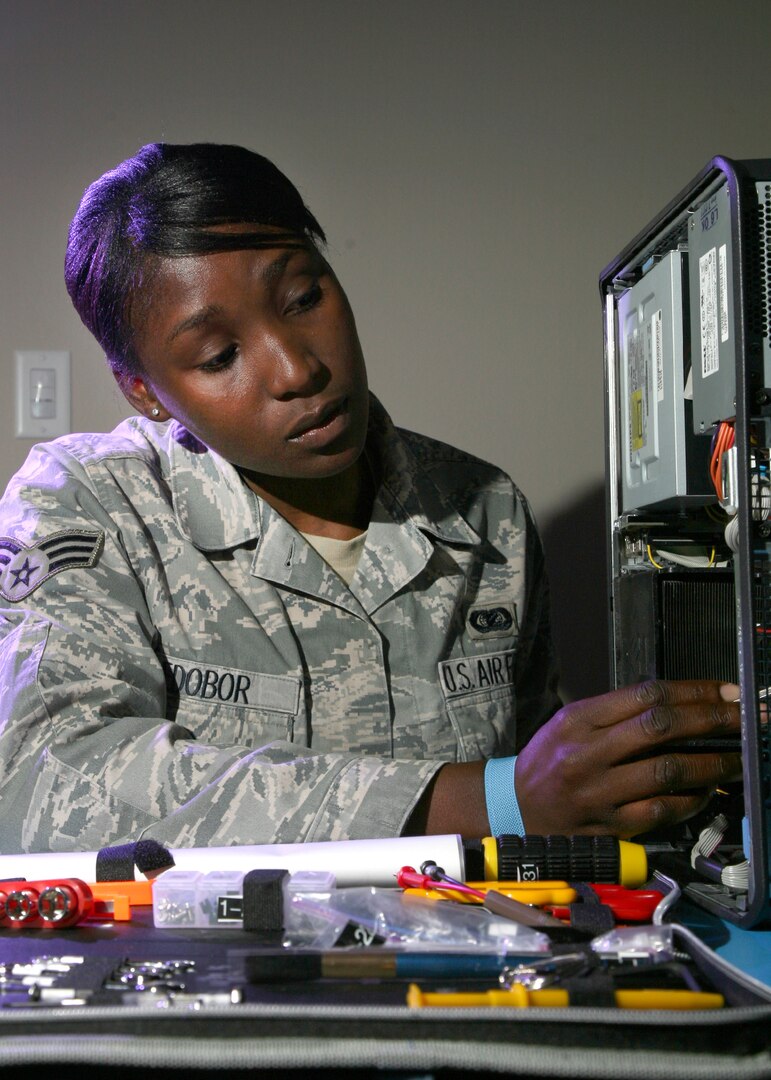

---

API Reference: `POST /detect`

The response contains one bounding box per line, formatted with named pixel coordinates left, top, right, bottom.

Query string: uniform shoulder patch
left=0, top=529, right=103, bottom=602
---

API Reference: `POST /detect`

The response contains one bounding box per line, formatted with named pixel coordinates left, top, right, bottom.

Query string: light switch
left=15, top=351, right=71, bottom=438
left=30, top=368, right=56, bottom=419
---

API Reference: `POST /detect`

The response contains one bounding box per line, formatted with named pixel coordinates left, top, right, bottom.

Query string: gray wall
left=2, top=0, right=770, bottom=701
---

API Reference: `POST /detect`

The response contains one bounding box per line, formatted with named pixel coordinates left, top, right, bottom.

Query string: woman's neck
left=240, top=455, right=376, bottom=540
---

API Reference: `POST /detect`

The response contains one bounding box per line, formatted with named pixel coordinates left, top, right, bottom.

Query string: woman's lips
left=287, top=398, right=348, bottom=445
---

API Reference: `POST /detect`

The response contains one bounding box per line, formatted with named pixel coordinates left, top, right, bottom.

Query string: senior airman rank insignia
left=0, top=530, right=103, bottom=601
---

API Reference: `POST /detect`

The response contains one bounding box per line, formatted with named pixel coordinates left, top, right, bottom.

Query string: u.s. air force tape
left=438, top=648, right=516, bottom=699
left=0, top=530, right=103, bottom=601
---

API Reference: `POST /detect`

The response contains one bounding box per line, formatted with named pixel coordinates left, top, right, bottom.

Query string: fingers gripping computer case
left=601, top=156, right=771, bottom=927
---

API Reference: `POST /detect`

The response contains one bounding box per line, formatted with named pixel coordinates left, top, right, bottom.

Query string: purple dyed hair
left=64, top=143, right=326, bottom=378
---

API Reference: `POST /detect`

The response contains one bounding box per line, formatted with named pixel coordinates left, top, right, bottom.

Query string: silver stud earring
left=151, top=407, right=160, bottom=418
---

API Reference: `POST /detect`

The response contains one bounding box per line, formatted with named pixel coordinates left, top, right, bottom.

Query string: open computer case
left=601, top=156, right=771, bottom=927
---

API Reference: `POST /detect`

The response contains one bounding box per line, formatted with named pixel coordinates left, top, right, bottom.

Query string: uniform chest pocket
left=163, top=656, right=301, bottom=747
left=438, top=648, right=518, bottom=761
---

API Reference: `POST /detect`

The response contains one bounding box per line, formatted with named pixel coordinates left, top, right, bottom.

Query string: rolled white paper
left=0, top=833, right=465, bottom=887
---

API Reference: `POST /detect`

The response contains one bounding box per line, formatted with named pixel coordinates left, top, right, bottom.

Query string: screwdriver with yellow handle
left=406, top=984, right=724, bottom=1010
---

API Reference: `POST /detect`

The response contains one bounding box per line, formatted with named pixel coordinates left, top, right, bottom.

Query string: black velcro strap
left=566, top=881, right=615, bottom=934
left=567, top=902, right=615, bottom=934
left=242, top=869, right=289, bottom=932
left=570, top=882, right=598, bottom=904
left=133, top=839, right=176, bottom=876
left=95, top=839, right=175, bottom=882
left=563, top=969, right=618, bottom=1008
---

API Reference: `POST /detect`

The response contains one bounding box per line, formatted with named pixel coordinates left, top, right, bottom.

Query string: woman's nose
left=265, top=335, right=328, bottom=399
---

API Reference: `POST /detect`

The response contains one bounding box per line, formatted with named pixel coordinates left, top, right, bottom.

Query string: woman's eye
left=289, top=281, right=323, bottom=314
left=200, top=344, right=237, bottom=372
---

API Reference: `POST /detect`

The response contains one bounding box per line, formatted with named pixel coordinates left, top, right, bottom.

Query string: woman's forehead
left=146, top=242, right=317, bottom=294
left=130, top=243, right=322, bottom=342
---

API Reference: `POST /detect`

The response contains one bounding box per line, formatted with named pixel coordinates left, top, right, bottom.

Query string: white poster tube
left=0, top=833, right=465, bottom=887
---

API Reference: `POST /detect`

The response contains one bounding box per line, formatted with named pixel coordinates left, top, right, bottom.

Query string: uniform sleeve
left=512, top=499, right=562, bottom=751
left=0, top=446, right=442, bottom=854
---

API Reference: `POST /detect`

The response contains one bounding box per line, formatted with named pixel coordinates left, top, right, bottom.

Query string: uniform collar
left=164, top=397, right=481, bottom=552
left=366, top=396, right=480, bottom=547
left=167, top=423, right=259, bottom=551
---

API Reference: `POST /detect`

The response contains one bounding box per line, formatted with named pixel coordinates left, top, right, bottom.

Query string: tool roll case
left=0, top=893, right=770, bottom=1080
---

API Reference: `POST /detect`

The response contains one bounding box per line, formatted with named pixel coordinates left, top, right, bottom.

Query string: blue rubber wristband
left=484, top=756, right=525, bottom=837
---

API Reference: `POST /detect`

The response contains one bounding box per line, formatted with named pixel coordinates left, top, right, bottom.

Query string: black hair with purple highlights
left=64, top=143, right=326, bottom=378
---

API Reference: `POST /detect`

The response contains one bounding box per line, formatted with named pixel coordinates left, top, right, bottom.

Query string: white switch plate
left=15, top=351, right=71, bottom=438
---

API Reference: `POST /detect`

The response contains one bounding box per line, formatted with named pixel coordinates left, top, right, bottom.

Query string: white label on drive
left=651, top=309, right=664, bottom=402
left=699, top=247, right=719, bottom=377
left=719, top=243, right=729, bottom=343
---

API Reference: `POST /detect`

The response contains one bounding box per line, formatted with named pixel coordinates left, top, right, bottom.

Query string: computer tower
left=601, top=157, right=771, bottom=926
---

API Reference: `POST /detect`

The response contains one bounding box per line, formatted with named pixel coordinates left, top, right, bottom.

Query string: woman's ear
left=115, top=373, right=170, bottom=422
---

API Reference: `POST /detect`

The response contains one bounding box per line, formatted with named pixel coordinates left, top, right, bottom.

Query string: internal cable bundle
left=689, top=814, right=749, bottom=892
left=710, top=421, right=735, bottom=502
